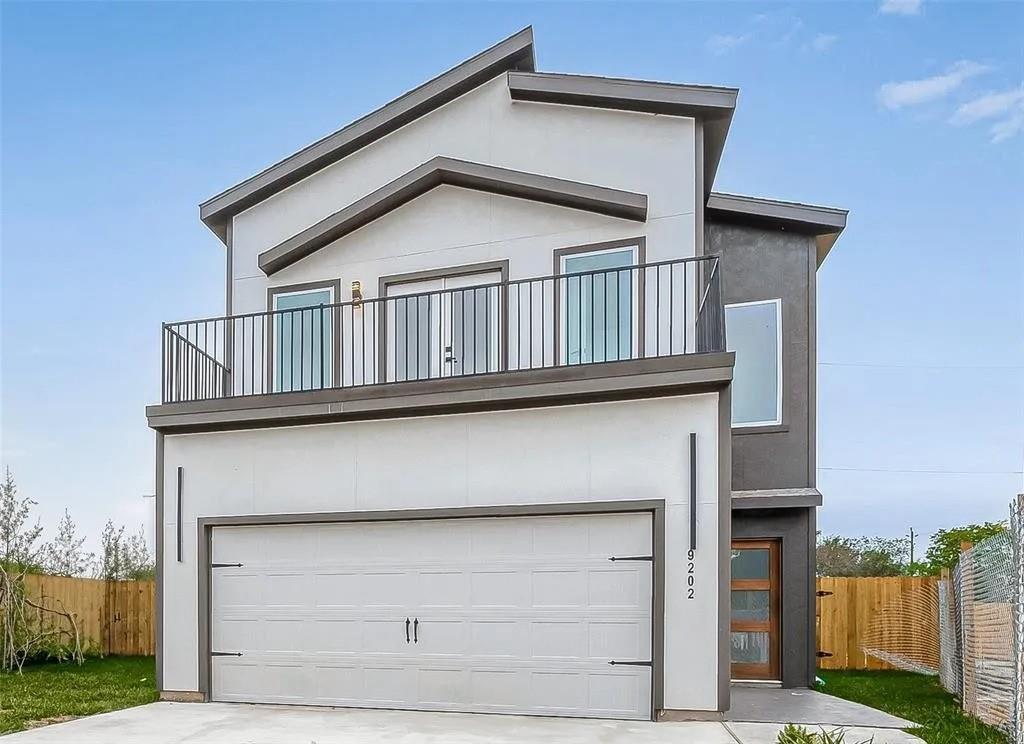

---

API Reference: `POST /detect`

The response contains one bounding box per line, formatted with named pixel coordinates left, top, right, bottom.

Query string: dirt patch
left=24, top=715, right=79, bottom=729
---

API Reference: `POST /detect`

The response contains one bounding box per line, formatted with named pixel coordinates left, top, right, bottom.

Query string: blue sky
left=2, top=1, right=1022, bottom=555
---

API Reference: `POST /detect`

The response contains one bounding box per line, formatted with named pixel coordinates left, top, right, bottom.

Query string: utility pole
left=908, top=527, right=915, bottom=570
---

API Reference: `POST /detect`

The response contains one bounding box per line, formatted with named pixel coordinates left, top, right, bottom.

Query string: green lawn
left=0, top=656, right=157, bottom=735
left=817, top=670, right=1008, bottom=744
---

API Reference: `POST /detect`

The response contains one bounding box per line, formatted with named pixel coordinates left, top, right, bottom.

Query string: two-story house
left=146, top=27, right=846, bottom=722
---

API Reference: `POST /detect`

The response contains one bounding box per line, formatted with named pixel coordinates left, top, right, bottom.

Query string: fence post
left=960, top=541, right=978, bottom=717
left=1013, top=494, right=1024, bottom=744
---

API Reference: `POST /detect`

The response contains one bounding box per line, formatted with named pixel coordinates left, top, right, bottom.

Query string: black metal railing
left=161, top=255, right=725, bottom=404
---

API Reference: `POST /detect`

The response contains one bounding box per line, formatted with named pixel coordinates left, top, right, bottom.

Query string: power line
left=818, top=466, right=1024, bottom=475
left=819, top=361, right=1024, bottom=370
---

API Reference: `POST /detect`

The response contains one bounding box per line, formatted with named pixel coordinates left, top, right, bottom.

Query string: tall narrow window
left=725, top=299, right=782, bottom=426
left=559, top=245, right=639, bottom=365
left=271, top=285, right=335, bottom=393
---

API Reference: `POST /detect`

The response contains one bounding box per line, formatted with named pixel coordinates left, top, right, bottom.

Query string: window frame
left=725, top=297, right=783, bottom=428
left=553, top=237, right=646, bottom=365
left=266, top=279, right=342, bottom=393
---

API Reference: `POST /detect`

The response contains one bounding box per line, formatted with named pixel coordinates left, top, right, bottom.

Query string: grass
left=817, top=669, right=1009, bottom=744
left=0, top=656, right=157, bottom=734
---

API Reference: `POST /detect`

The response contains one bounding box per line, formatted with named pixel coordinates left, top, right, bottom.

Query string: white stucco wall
left=160, top=393, right=724, bottom=712
left=229, top=75, right=698, bottom=312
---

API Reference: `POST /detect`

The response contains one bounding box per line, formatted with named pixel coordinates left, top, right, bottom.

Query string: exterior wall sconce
left=351, top=280, right=363, bottom=307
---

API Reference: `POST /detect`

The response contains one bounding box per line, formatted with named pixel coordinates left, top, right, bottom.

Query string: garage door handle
left=405, top=618, right=411, bottom=644
left=413, top=618, right=419, bottom=643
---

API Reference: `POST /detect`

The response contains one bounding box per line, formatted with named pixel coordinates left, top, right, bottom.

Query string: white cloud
left=880, top=0, right=923, bottom=16
left=948, top=85, right=1024, bottom=143
left=810, top=34, right=838, bottom=52
left=990, top=104, right=1024, bottom=143
left=706, top=33, right=752, bottom=56
left=878, top=61, right=990, bottom=109
left=949, top=86, right=1024, bottom=125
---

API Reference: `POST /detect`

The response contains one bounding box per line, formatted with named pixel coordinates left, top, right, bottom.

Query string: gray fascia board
left=507, top=71, right=738, bottom=115
left=258, top=156, right=648, bottom=275
left=146, top=352, right=734, bottom=433
left=731, top=487, right=823, bottom=510
left=706, top=192, right=848, bottom=266
left=198, top=27, right=536, bottom=242
left=507, top=71, right=737, bottom=193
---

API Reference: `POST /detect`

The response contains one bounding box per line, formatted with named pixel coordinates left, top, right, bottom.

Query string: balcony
left=159, top=256, right=725, bottom=406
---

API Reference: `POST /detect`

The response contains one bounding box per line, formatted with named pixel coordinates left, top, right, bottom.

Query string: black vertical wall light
left=689, top=433, right=697, bottom=551
left=176, top=466, right=183, bottom=563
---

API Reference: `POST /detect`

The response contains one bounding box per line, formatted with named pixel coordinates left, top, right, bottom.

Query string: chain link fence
left=935, top=495, right=1023, bottom=743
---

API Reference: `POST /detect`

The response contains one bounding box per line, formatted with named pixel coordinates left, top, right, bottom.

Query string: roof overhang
left=507, top=71, right=738, bottom=196
left=259, top=156, right=648, bottom=275
left=199, top=27, right=537, bottom=243
left=706, top=192, right=848, bottom=266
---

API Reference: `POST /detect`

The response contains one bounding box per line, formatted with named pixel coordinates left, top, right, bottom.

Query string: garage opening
left=208, top=512, right=653, bottom=719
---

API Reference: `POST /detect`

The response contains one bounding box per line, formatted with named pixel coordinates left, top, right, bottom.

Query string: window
left=558, top=244, right=640, bottom=365
left=271, top=284, right=336, bottom=393
left=725, top=299, right=782, bottom=427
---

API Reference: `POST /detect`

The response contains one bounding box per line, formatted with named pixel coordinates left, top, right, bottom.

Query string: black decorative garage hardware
left=211, top=651, right=243, bottom=657
left=608, top=555, right=653, bottom=562
left=608, top=660, right=653, bottom=667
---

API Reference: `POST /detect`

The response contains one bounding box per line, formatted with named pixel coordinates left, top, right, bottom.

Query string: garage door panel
left=416, top=570, right=469, bottom=607
left=589, top=620, right=650, bottom=659
left=470, top=570, right=530, bottom=607
left=309, top=619, right=361, bottom=653
left=264, top=572, right=311, bottom=607
left=589, top=567, right=645, bottom=607
left=211, top=512, right=652, bottom=720
left=533, top=569, right=588, bottom=607
left=313, top=664, right=361, bottom=701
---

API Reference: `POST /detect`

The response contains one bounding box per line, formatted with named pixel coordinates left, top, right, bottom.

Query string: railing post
left=161, top=323, right=167, bottom=404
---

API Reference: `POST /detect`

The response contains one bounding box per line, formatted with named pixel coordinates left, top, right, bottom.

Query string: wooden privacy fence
left=816, top=576, right=941, bottom=671
left=23, top=574, right=156, bottom=656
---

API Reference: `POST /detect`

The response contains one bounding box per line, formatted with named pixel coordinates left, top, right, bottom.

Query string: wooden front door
left=730, top=539, right=781, bottom=681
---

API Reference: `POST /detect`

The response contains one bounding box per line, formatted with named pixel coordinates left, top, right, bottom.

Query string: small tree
left=0, top=467, right=43, bottom=571
left=0, top=468, right=83, bottom=671
left=122, top=525, right=155, bottom=581
left=96, top=520, right=125, bottom=580
left=816, top=533, right=909, bottom=577
left=924, top=522, right=1007, bottom=574
left=97, top=521, right=154, bottom=581
left=43, top=509, right=93, bottom=577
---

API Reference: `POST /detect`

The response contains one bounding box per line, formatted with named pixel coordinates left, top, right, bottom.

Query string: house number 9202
left=687, top=549, right=695, bottom=599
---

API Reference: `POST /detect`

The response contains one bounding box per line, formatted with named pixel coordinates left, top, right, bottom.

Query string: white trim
left=725, top=298, right=783, bottom=428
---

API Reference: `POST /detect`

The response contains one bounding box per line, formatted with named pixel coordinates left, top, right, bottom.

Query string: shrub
left=776, top=724, right=874, bottom=744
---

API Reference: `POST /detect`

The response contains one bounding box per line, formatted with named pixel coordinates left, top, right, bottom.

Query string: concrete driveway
left=3, top=701, right=926, bottom=743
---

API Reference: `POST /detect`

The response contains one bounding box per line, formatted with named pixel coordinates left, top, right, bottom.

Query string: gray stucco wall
left=732, top=507, right=816, bottom=688
left=707, top=222, right=817, bottom=492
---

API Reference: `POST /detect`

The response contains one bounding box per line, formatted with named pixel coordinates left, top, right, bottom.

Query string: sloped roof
left=199, top=27, right=741, bottom=245
left=706, top=192, right=848, bottom=266
left=259, top=157, right=648, bottom=275
left=200, top=27, right=537, bottom=241
left=507, top=72, right=737, bottom=194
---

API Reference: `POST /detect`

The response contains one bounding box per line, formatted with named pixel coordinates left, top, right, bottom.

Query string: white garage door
left=210, top=512, right=653, bottom=719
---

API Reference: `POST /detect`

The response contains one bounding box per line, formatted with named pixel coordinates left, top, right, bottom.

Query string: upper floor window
left=557, top=242, right=641, bottom=365
left=725, top=299, right=782, bottom=427
left=270, top=283, right=337, bottom=393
